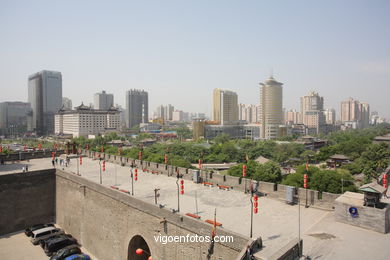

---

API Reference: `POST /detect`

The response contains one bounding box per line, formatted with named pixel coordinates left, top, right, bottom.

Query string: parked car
left=40, top=234, right=75, bottom=248
left=25, top=223, right=55, bottom=237
left=64, top=254, right=91, bottom=260
left=30, top=227, right=64, bottom=245
left=44, top=236, right=78, bottom=256
left=50, top=244, right=81, bottom=260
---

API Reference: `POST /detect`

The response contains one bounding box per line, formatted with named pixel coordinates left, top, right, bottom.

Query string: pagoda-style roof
left=330, top=154, right=350, bottom=160
left=75, top=102, right=91, bottom=111
left=359, top=182, right=386, bottom=194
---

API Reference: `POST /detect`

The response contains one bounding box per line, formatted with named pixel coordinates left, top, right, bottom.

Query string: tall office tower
left=341, top=98, right=360, bottom=123
left=259, top=76, right=283, bottom=139
left=324, top=108, right=336, bottom=125
left=360, top=102, right=370, bottom=128
left=164, top=104, right=174, bottom=121
left=212, top=89, right=238, bottom=125
left=62, top=97, right=73, bottom=110
left=94, top=90, right=114, bottom=110
left=28, top=70, right=62, bottom=135
left=0, top=101, right=31, bottom=136
left=125, top=89, right=148, bottom=129
left=300, top=91, right=324, bottom=124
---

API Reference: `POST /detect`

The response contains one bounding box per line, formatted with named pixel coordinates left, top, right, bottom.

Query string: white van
left=30, top=227, right=64, bottom=245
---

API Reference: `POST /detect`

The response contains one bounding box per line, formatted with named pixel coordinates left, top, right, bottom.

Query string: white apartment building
left=55, top=103, right=120, bottom=137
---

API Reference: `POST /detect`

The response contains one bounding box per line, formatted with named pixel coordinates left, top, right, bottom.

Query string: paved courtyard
left=1, top=157, right=390, bottom=259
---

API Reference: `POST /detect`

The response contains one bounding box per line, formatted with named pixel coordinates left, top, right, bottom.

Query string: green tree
left=360, top=143, right=390, bottom=181
left=253, top=161, right=282, bottom=183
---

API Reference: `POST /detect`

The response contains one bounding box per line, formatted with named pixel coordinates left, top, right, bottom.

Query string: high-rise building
left=259, top=76, right=283, bottom=139
left=28, top=70, right=62, bottom=135
left=300, top=91, right=326, bottom=134
left=154, top=105, right=165, bottom=120
left=172, top=110, right=184, bottom=122
left=300, top=91, right=324, bottom=124
left=94, top=91, right=114, bottom=110
left=164, top=104, right=174, bottom=122
left=125, top=89, right=148, bottom=129
left=0, top=101, right=31, bottom=136
left=238, top=104, right=259, bottom=124
left=284, top=109, right=301, bottom=125
left=341, top=98, right=360, bottom=123
left=360, top=102, right=370, bottom=129
left=324, top=108, right=336, bottom=125
left=213, top=89, right=238, bottom=125
left=341, top=98, right=370, bottom=129
left=62, top=97, right=72, bottom=110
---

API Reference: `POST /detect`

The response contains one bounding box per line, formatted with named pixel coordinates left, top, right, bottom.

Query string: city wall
left=0, top=169, right=56, bottom=236
left=88, top=151, right=339, bottom=211
left=0, top=149, right=65, bottom=162
left=56, top=169, right=250, bottom=260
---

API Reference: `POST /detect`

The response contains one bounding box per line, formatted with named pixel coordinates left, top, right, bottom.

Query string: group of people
left=51, top=156, right=70, bottom=167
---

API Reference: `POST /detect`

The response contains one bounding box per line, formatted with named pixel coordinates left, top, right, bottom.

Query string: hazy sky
left=0, top=0, right=389, bottom=119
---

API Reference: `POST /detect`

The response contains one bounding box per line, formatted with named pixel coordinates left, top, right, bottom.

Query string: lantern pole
left=131, top=166, right=134, bottom=196
left=250, top=180, right=253, bottom=238
left=176, top=172, right=180, bottom=212
left=99, top=158, right=102, bottom=184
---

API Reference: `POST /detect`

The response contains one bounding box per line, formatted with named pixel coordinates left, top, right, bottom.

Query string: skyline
left=0, top=0, right=389, bottom=119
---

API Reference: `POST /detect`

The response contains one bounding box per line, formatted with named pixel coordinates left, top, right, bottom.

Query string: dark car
left=50, top=244, right=81, bottom=260
left=64, top=254, right=91, bottom=260
left=40, top=234, right=75, bottom=248
left=25, top=223, right=55, bottom=237
left=44, top=236, right=78, bottom=256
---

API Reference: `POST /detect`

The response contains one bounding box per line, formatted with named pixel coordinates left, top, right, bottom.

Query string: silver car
left=30, top=227, right=64, bottom=245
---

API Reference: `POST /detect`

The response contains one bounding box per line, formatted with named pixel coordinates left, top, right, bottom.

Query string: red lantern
left=135, top=169, right=138, bottom=181
left=135, top=248, right=143, bottom=255
left=242, top=165, right=247, bottom=177
left=80, top=156, right=83, bottom=165
left=253, top=194, right=258, bottom=214
left=103, top=161, right=106, bottom=171
left=164, top=154, right=168, bottom=164
left=383, top=174, right=388, bottom=189
left=180, top=179, right=184, bottom=194
left=304, top=174, right=308, bottom=189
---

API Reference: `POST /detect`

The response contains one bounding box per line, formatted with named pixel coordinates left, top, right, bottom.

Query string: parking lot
left=0, top=228, right=97, bottom=260
left=0, top=231, right=49, bottom=260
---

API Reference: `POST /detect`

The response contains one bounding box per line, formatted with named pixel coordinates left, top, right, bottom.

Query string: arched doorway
left=128, top=235, right=152, bottom=260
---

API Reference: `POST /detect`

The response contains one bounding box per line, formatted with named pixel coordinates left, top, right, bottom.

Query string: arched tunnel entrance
left=128, top=235, right=152, bottom=260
